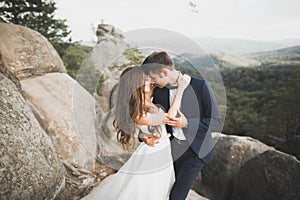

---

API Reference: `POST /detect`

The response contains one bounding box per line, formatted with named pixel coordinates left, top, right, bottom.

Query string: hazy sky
left=55, top=0, right=300, bottom=43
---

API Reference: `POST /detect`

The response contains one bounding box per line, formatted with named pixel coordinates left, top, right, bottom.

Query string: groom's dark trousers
left=152, top=77, right=222, bottom=200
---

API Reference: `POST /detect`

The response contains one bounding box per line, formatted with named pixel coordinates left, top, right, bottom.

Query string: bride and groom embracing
left=92, top=51, right=223, bottom=200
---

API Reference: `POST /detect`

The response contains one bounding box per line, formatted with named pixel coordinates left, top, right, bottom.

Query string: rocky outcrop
left=0, top=22, right=135, bottom=199
left=54, top=161, right=115, bottom=200
left=96, top=23, right=124, bottom=44
left=79, top=24, right=132, bottom=112
left=78, top=24, right=138, bottom=170
left=0, top=22, right=65, bottom=79
left=232, top=150, right=300, bottom=200
left=0, top=22, right=102, bottom=198
left=96, top=109, right=132, bottom=170
left=187, top=190, right=209, bottom=200
left=192, top=132, right=274, bottom=200
left=21, top=73, right=97, bottom=170
left=0, top=72, right=65, bottom=199
left=0, top=51, right=22, bottom=93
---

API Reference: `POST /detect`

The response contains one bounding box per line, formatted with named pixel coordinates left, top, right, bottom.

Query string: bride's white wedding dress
left=91, top=120, right=175, bottom=199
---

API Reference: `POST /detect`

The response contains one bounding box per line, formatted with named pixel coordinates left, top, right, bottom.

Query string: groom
left=140, top=51, right=223, bottom=200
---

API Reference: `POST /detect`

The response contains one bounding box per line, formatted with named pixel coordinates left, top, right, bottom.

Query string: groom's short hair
left=141, top=51, right=174, bottom=74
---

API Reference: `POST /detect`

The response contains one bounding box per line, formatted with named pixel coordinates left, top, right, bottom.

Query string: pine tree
left=0, top=0, right=71, bottom=43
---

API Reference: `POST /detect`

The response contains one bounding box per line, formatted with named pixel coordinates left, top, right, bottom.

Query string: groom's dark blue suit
left=152, top=76, right=223, bottom=200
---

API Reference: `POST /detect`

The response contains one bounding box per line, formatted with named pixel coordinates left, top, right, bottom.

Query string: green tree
left=61, top=44, right=92, bottom=79
left=221, top=66, right=300, bottom=141
left=0, top=0, right=71, bottom=44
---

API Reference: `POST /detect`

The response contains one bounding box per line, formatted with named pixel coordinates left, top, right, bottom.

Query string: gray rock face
left=0, top=53, right=22, bottom=93
left=96, top=109, right=132, bottom=170
left=79, top=24, right=135, bottom=170
left=192, top=133, right=274, bottom=200
left=0, top=73, right=65, bottom=200
left=81, top=24, right=130, bottom=112
left=0, top=22, right=65, bottom=80
left=20, top=73, right=97, bottom=170
left=96, top=23, right=124, bottom=44
left=232, top=150, right=300, bottom=200
left=186, top=190, right=210, bottom=200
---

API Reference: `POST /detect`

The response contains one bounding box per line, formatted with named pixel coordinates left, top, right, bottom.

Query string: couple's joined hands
left=165, top=109, right=188, bottom=128
left=140, top=134, right=160, bottom=147
left=140, top=109, right=188, bottom=146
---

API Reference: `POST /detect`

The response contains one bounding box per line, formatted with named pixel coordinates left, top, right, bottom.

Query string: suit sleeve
left=184, top=80, right=223, bottom=135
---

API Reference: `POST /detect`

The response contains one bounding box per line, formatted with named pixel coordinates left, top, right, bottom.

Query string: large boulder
left=21, top=72, right=97, bottom=170
left=0, top=22, right=65, bottom=79
left=232, top=150, right=300, bottom=200
left=80, top=24, right=130, bottom=112
left=96, top=109, right=132, bottom=170
left=192, top=132, right=274, bottom=200
left=0, top=50, right=22, bottom=93
left=96, top=23, right=124, bottom=44
left=187, top=190, right=210, bottom=200
left=0, top=72, right=65, bottom=199
left=79, top=24, right=139, bottom=170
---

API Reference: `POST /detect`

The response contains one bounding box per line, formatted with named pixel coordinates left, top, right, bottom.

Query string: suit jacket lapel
left=180, top=77, right=199, bottom=119
left=154, top=87, right=173, bottom=134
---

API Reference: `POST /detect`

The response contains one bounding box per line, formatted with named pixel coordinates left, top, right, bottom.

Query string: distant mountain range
left=83, top=33, right=300, bottom=57
left=123, top=31, right=300, bottom=56
left=173, top=45, right=300, bottom=70
left=192, top=38, right=300, bottom=55
left=81, top=34, right=300, bottom=70
left=173, top=52, right=260, bottom=71
left=246, top=45, right=300, bottom=58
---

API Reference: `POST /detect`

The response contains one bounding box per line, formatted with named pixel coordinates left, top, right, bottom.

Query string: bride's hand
left=177, top=74, right=190, bottom=91
left=141, top=135, right=159, bottom=147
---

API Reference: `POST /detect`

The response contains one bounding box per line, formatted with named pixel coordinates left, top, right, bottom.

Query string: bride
left=91, top=66, right=189, bottom=199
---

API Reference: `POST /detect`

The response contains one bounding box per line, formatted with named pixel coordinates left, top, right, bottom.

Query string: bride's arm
left=167, top=74, right=190, bottom=118
left=136, top=75, right=190, bottom=126
left=136, top=112, right=167, bottom=126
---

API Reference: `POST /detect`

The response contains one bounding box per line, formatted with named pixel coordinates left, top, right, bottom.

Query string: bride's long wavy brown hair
left=113, top=66, right=145, bottom=149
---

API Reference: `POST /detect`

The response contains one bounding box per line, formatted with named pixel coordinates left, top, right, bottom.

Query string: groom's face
left=149, top=70, right=169, bottom=88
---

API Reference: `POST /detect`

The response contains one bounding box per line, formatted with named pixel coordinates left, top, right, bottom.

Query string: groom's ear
left=162, top=68, right=169, bottom=77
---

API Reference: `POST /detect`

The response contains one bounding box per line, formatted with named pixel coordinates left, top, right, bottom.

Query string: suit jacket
left=152, top=76, right=223, bottom=163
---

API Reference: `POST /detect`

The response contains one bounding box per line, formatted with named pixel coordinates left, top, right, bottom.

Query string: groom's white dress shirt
left=169, top=87, right=187, bottom=140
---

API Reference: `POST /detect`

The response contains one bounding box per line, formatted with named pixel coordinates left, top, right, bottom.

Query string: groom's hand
left=165, top=110, right=188, bottom=128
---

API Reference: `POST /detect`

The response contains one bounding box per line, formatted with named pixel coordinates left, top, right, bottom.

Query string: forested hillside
left=176, top=46, right=300, bottom=143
